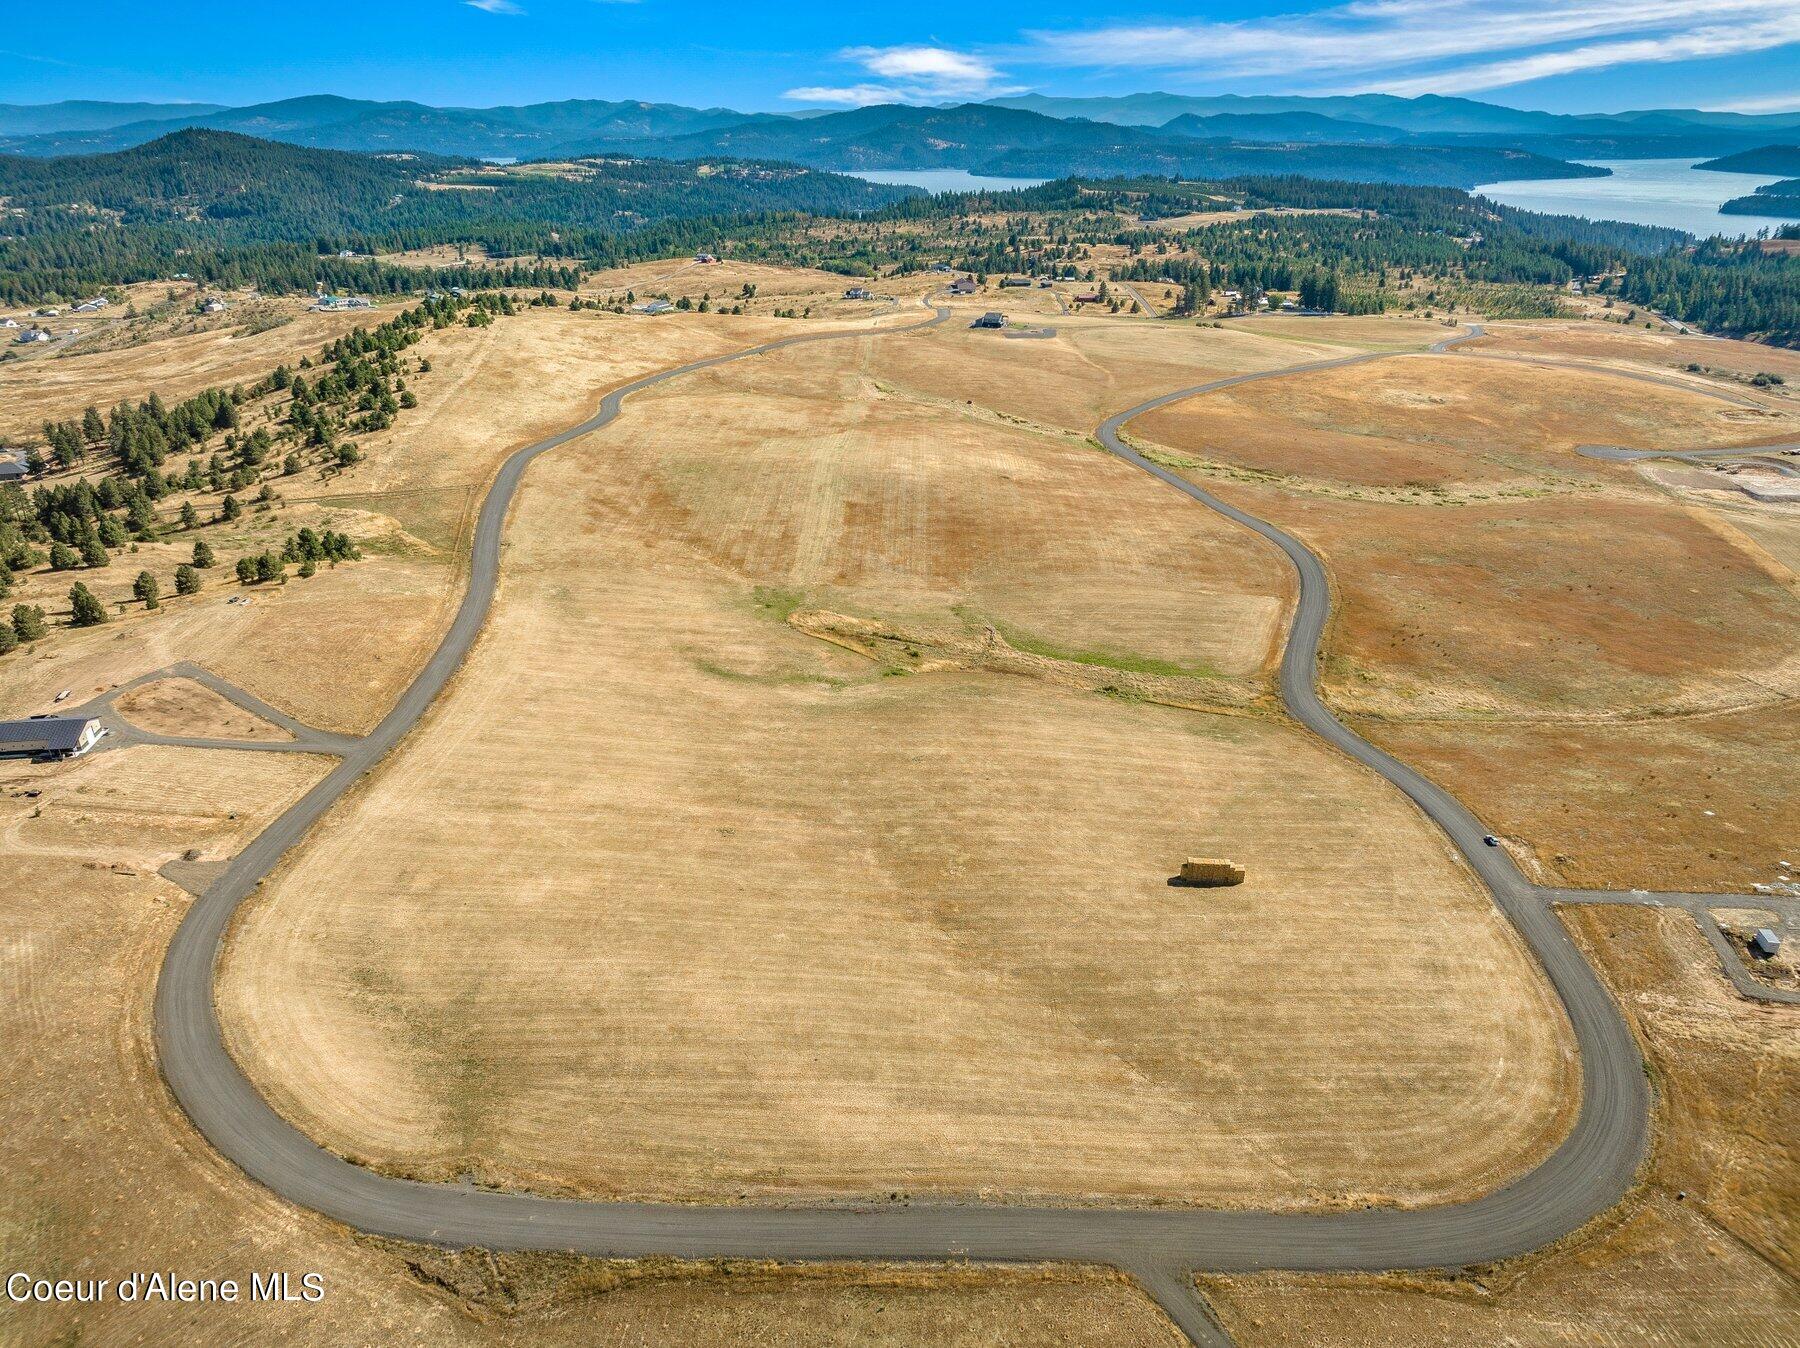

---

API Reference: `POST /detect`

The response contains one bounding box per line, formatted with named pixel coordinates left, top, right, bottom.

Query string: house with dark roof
left=973, top=312, right=1006, bottom=329
left=0, top=716, right=106, bottom=761
left=949, top=276, right=977, bottom=295
left=0, top=455, right=28, bottom=482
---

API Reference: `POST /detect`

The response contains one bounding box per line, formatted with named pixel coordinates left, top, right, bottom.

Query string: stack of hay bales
left=1179, top=857, right=1246, bottom=887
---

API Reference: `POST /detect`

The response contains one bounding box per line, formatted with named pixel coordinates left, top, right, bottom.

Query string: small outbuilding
left=1749, top=928, right=1782, bottom=959
left=0, top=715, right=106, bottom=761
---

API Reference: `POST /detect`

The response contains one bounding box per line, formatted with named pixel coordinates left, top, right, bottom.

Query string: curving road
left=153, top=305, right=1800, bottom=1346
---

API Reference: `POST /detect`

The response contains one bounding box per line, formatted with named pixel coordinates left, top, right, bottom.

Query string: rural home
left=844, top=286, right=874, bottom=300
left=0, top=716, right=106, bottom=761
left=1750, top=928, right=1783, bottom=959
left=949, top=276, right=977, bottom=295
left=0, top=455, right=28, bottom=481
left=973, top=312, right=1005, bottom=329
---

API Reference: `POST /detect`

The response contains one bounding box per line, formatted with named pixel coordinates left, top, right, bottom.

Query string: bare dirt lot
left=113, top=675, right=294, bottom=741
left=1198, top=904, right=1800, bottom=1347
left=0, top=743, right=1180, bottom=1347
left=217, top=323, right=1575, bottom=1211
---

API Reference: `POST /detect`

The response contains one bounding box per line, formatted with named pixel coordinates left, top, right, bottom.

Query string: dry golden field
left=1199, top=904, right=1800, bottom=1347
left=0, top=306, right=817, bottom=732
left=0, top=297, right=387, bottom=440
left=1129, top=341, right=1800, bottom=891
left=217, top=320, right=1576, bottom=1210
left=1470, top=318, right=1800, bottom=394
left=582, top=257, right=943, bottom=322
left=0, top=744, right=1180, bottom=1347
left=863, top=302, right=1380, bottom=437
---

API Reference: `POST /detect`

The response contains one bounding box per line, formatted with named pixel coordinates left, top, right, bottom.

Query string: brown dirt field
left=1134, top=353, right=1800, bottom=492
left=0, top=302, right=387, bottom=439
left=113, top=676, right=294, bottom=741
left=1472, top=318, right=1800, bottom=393
left=0, top=743, right=1179, bottom=1346
left=1363, top=705, right=1800, bottom=891
left=1126, top=349, right=1800, bottom=889
left=864, top=307, right=1437, bottom=443
left=1239, top=486, right=1799, bottom=719
left=1216, top=315, right=1455, bottom=349
left=582, top=257, right=941, bottom=322
left=1199, top=904, right=1800, bottom=1347
left=217, top=327, right=1575, bottom=1211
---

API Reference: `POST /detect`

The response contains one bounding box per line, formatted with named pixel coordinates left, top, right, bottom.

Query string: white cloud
left=1712, top=90, right=1800, bottom=114
left=1019, top=0, right=1800, bottom=96
left=465, top=0, right=524, bottom=13
left=784, top=44, right=1019, bottom=106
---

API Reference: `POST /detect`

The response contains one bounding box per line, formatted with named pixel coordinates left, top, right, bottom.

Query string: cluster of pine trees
left=0, top=290, right=515, bottom=651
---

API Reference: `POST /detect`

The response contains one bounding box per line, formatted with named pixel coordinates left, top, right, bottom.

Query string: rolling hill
left=1698, top=146, right=1800, bottom=175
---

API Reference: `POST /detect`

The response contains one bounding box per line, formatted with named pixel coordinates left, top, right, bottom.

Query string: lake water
left=849, top=168, right=1049, bottom=194
left=1474, top=158, right=1797, bottom=238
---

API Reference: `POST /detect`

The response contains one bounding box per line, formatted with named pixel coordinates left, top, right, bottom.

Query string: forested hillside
left=0, top=129, right=914, bottom=303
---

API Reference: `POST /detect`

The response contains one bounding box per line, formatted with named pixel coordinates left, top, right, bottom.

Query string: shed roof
left=0, top=716, right=100, bottom=754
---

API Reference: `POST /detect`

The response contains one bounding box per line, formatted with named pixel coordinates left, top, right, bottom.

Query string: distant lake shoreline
left=848, top=168, right=1049, bottom=194
left=1474, top=158, right=1798, bottom=237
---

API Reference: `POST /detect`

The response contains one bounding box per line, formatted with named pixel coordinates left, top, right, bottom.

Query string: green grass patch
left=749, top=585, right=807, bottom=623
left=982, top=614, right=1221, bottom=680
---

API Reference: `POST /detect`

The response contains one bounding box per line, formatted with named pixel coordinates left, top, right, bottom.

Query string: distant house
left=34, top=307, right=59, bottom=317
left=1073, top=292, right=1101, bottom=304
left=1000, top=277, right=1031, bottom=288
left=949, top=276, right=977, bottom=295
left=1, top=318, right=17, bottom=328
left=844, top=286, right=873, bottom=300
left=337, top=249, right=356, bottom=259
left=0, top=716, right=106, bottom=761
left=973, top=311, right=1005, bottom=329
left=1750, top=928, right=1782, bottom=959
left=694, top=252, right=718, bottom=263
left=633, top=299, right=675, bottom=315
left=0, top=455, right=28, bottom=481
left=1036, top=278, right=1053, bottom=287
left=15, top=328, right=51, bottom=344
left=202, top=298, right=228, bottom=314
left=928, top=262, right=952, bottom=273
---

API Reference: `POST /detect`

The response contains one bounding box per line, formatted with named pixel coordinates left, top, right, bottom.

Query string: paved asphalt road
left=155, top=312, right=1674, bottom=1346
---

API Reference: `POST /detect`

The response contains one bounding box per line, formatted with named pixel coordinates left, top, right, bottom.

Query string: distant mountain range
left=567, top=103, right=1597, bottom=187
left=0, top=95, right=784, bottom=160
left=9, top=90, right=1800, bottom=188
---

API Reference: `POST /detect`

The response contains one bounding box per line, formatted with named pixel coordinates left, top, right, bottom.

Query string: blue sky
left=7, top=0, right=1800, bottom=115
